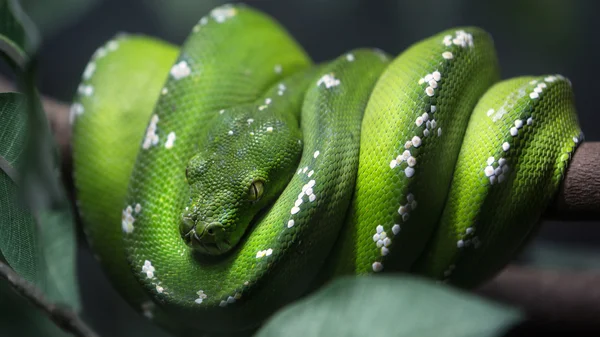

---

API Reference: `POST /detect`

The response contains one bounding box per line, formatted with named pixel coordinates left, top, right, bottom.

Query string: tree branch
left=0, top=260, right=99, bottom=337
left=476, top=265, right=600, bottom=327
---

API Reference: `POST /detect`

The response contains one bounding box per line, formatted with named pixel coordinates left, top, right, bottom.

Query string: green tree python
left=71, top=3, right=583, bottom=335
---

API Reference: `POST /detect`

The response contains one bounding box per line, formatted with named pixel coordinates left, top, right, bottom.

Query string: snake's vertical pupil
left=248, top=180, right=264, bottom=201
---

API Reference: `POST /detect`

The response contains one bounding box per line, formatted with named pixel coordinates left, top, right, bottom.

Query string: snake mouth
left=181, top=222, right=231, bottom=256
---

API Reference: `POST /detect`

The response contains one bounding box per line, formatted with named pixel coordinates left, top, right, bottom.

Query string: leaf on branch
left=0, top=0, right=80, bottom=312
left=256, top=275, right=525, bottom=337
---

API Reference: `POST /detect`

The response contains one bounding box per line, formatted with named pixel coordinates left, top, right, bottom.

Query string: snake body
left=71, top=4, right=582, bottom=334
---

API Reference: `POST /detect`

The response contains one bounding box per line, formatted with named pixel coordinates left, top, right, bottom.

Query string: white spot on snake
left=156, top=285, right=164, bottom=293
left=170, top=61, right=191, bottom=80
left=510, top=127, right=518, bottom=137
left=227, top=296, right=236, bottom=304
left=487, top=109, right=495, bottom=117
left=498, top=158, right=506, bottom=167
left=93, top=47, right=107, bottom=59
left=195, top=290, right=207, bottom=304
left=425, top=86, right=435, bottom=96
left=309, top=194, right=316, bottom=202
left=438, top=128, right=442, bottom=137
left=134, top=203, right=142, bottom=213
left=373, top=233, right=380, bottom=242
left=392, top=224, right=401, bottom=235
left=442, top=51, right=453, bottom=59
left=69, top=103, right=84, bottom=124
left=122, top=205, right=135, bottom=233
left=424, top=74, right=432, bottom=82
left=404, top=167, right=415, bottom=178
left=83, top=62, right=96, bottom=80
left=428, top=80, right=438, bottom=89
left=529, top=92, right=539, bottom=99
left=573, top=136, right=579, bottom=144
left=161, top=87, right=169, bottom=95
left=228, top=130, right=234, bottom=135
left=422, top=113, right=429, bottom=122
left=143, top=114, right=160, bottom=149
left=457, top=240, right=465, bottom=248
left=376, top=225, right=384, bottom=234
left=390, top=160, right=398, bottom=169
left=313, top=150, right=320, bottom=158
left=211, top=4, right=237, bottom=23
left=308, top=170, right=314, bottom=177
left=452, top=30, right=474, bottom=48
left=78, top=84, right=93, bottom=97
left=515, top=119, right=523, bottom=129
left=415, top=117, right=424, bottom=127
left=442, top=34, right=452, bottom=46
left=266, top=248, right=273, bottom=256
left=295, top=199, right=303, bottom=207
left=219, top=109, right=225, bottom=114
left=274, top=64, right=282, bottom=74
left=407, top=156, right=416, bottom=167
left=247, top=118, right=254, bottom=124
left=484, top=166, right=494, bottom=177
left=372, top=262, right=383, bottom=272
left=431, top=105, right=437, bottom=113
left=404, top=141, right=412, bottom=149
left=423, top=129, right=430, bottom=137
left=502, top=142, right=510, bottom=151
left=527, top=117, right=533, bottom=125
left=107, top=40, right=119, bottom=51
left=165, top=132, right=176, bottom=149
left=346, top=53, right=355, bottom=62
left=432, top=71, right=441, bottom=81
left=142, top=260, right=155, bottom=279
left=383, top=238, right=391, bottom=247
left=287, top=220, right=295, bottom=228
left=381, top=247, right=389, bottom=256
left=317, top=73, right=340, bottom=88
left=418, top=78, right=425, bottom=85
left=219, top=301, right=227, bottom=307
left=411, top=136, right=422, bottom=148
left=487, top=157, right=495, bottom=165
left=291, top=206, right=300, bottom=215
left=266, top=127, right=273, bottom=133
left=278, top=83, right=286, bottom=96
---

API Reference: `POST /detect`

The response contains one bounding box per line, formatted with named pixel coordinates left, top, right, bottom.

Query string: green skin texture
left=71, top=4, right=582, bottom=335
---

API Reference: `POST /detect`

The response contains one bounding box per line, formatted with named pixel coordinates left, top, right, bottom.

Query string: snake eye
left=247, top=180, right=264, bottom=201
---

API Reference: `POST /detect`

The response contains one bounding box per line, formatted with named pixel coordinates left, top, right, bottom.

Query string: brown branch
left=476, top=265, right=600, bottom=327
left=548, top=142, right=600, bottom=221
left=0, top=261, right=99, bottom=337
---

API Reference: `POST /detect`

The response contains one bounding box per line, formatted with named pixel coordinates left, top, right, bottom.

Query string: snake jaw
left=180, top=217, right=231, bottom=255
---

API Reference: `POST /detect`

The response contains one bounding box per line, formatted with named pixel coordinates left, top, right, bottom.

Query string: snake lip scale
left=71, top=3, right=582, bottom=334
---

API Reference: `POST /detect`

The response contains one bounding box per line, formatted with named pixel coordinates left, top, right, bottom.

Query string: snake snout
left=181, top=220, right=229, bottom=255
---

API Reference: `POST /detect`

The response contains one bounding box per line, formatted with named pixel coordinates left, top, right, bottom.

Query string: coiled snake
left=71, top=4, right=582, bottom=335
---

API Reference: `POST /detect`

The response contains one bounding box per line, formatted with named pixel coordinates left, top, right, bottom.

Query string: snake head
left=178, top=111, right=302, bottom=256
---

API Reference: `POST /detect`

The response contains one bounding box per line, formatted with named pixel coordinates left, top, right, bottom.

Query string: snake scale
left=71, top=4, right=582, bottom=335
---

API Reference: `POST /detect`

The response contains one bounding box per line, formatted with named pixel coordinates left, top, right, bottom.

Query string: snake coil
left=71, top=4, right=582, bottom=335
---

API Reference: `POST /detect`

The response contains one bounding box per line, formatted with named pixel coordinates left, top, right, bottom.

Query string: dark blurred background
left=1, top=0, right=599, bottom=336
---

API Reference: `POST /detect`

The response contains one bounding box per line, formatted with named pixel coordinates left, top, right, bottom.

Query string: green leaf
left=256, top=276, right=525, bottom=337
left=0, top=0, right=80, bottom=311
left=0, top=92, right=41, bottom=285
left=0, top=0, right=39, bottom=68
